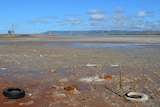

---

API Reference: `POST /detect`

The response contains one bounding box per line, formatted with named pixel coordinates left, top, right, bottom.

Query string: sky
left=0, top=0, right=160, bottom=34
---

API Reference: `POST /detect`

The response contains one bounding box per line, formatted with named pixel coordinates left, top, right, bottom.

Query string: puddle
left=56, top=68, right=76, bottom=75
left=44, top=42, right=160, bottom=49
left=0, top=70, right=41, bottom=75
left=156, top=54, right=160, bottom=57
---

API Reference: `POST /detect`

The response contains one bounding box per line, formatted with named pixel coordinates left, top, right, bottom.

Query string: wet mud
left=0, top=36, right=160, bottom=107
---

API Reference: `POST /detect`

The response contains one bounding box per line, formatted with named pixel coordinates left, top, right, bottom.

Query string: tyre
left=124, top=92, right=149, bottom=102
left=3, top=87, right=25, bottom=99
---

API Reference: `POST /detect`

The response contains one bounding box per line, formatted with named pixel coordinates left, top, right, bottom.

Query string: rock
left=53, top=93, right=67, bottom=99
left=64, top=85, right=80, bottom=94
left=146, top=77, right=154, bottom=82
left=157, top=88, right=160, bottom=95
left=51, top=85, right=61, bottom=90
left=99, top=74, right=112, bottom=80
left=40, top=55, right=43, bottom=57
left=153, top=71, right=159, bottom=75
left=50, top=69, right=56, bottom=73
left=19, top=100, right=34, bottom=105
left=72, top=88, right=80, bottom=94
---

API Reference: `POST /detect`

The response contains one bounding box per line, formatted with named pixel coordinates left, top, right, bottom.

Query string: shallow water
left=45, top=42, right=160, bottom=49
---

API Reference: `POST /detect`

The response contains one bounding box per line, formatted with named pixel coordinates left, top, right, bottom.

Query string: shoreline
left=0, top=34, right=160, bottom=44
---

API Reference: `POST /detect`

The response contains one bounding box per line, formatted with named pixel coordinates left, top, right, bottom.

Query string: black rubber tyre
left=3, top=87, right=25, bottom=99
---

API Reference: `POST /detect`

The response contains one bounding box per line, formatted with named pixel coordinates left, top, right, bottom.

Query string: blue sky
left=0, top=0, right=160, bottom=34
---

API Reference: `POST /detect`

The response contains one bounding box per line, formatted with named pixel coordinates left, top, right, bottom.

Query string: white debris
left=79, top=76, right=105, bottom=82
left=1, top=67, right=6, bottom=70
left=110, top=64, right=119, bottom=67
left=86, top=63, right=100, bottom=67
left=40, top=54, right=43, bottom=57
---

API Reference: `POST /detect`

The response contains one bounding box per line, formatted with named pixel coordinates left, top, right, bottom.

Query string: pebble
left=99, top=74, right=112, bottom=80
left=51, top=85, right=61, bottom=90
left=54, top=93, right=67, bottom=99
left=40, top=55, right=43, bottom=57
left=28, top=93, right=32, bottom=96
left=50, top=69, right=56, bottom=73
left=64, top=85, right=80, bottom=94
left=157, top=88, right=160, bottom=95
left=153, top=71, right=159, bottom=75
left=72, top=88, right=80, bottom=94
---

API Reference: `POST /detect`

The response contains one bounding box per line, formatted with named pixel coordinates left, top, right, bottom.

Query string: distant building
left=8, top=30, right=14, bottom=34
left=8, top=24, right=15, bottom=34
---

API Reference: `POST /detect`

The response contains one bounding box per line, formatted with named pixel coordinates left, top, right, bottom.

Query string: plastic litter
left=110, top=64, right=119, bottom=67
left=80, top=76, right=105, bottom=82
left=86, top=63, right=100, bottom=67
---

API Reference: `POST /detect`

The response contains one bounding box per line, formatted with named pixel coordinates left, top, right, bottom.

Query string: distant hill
left=42, top=30, right=160, bottom=35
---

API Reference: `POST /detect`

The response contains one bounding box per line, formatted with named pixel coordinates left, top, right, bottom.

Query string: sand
left=0, top=35, right=160, bottom=107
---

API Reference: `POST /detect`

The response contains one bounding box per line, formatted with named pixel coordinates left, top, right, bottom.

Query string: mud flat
left=0, top=35, right=160, bottom=107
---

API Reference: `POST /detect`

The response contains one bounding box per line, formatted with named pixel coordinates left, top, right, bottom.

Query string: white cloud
left=115, top=7, right=124, bottom=13
left=90, top=21, right=100, bottom=26
left=87, top=9, right=105, bottom=14
left=66, top=17, right=84, bottom=25
left=27, top=18, right=49, bottom=24
left=136, top=11, right=146, bottom=18
left=57, top=20, right=66, bottom=25
left=45, top=16, right=59, bottom=19
left=90, top=14, right=105, bottom=20
left=27, top=16, right=59, bottom=24
left=87, top=9, right=106, bottom=21
left=109, top=8, right=131, bottom=26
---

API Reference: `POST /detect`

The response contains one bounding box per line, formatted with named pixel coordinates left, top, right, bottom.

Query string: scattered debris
left=1, top=67, right=6, bottom=70
left=110, top=64, right=119, bottom=67
left=86, top=63, right=100, bottom=67
left=80, top=75, right=105, bottom=82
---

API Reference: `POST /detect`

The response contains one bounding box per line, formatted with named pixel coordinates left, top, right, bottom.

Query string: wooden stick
left=119, top=65, right=122, bottom=89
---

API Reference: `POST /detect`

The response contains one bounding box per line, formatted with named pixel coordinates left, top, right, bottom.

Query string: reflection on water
left=45, top=42, right=160, bottom=49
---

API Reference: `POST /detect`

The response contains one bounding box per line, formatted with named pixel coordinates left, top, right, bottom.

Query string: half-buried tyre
left=3, top=87, right=25, bottom=99
left=124, top=92, right=149, bottom=102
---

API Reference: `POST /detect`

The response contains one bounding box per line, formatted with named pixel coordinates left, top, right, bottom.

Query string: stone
left=157, top=88, right=160, bottom=95
left=51, top=85, right=61, bottom=90
left=50, top=69, right=56, bottom=73
left=99, top=74, right=112, bottom=80
left=64, top=85, right=80, bottom=94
